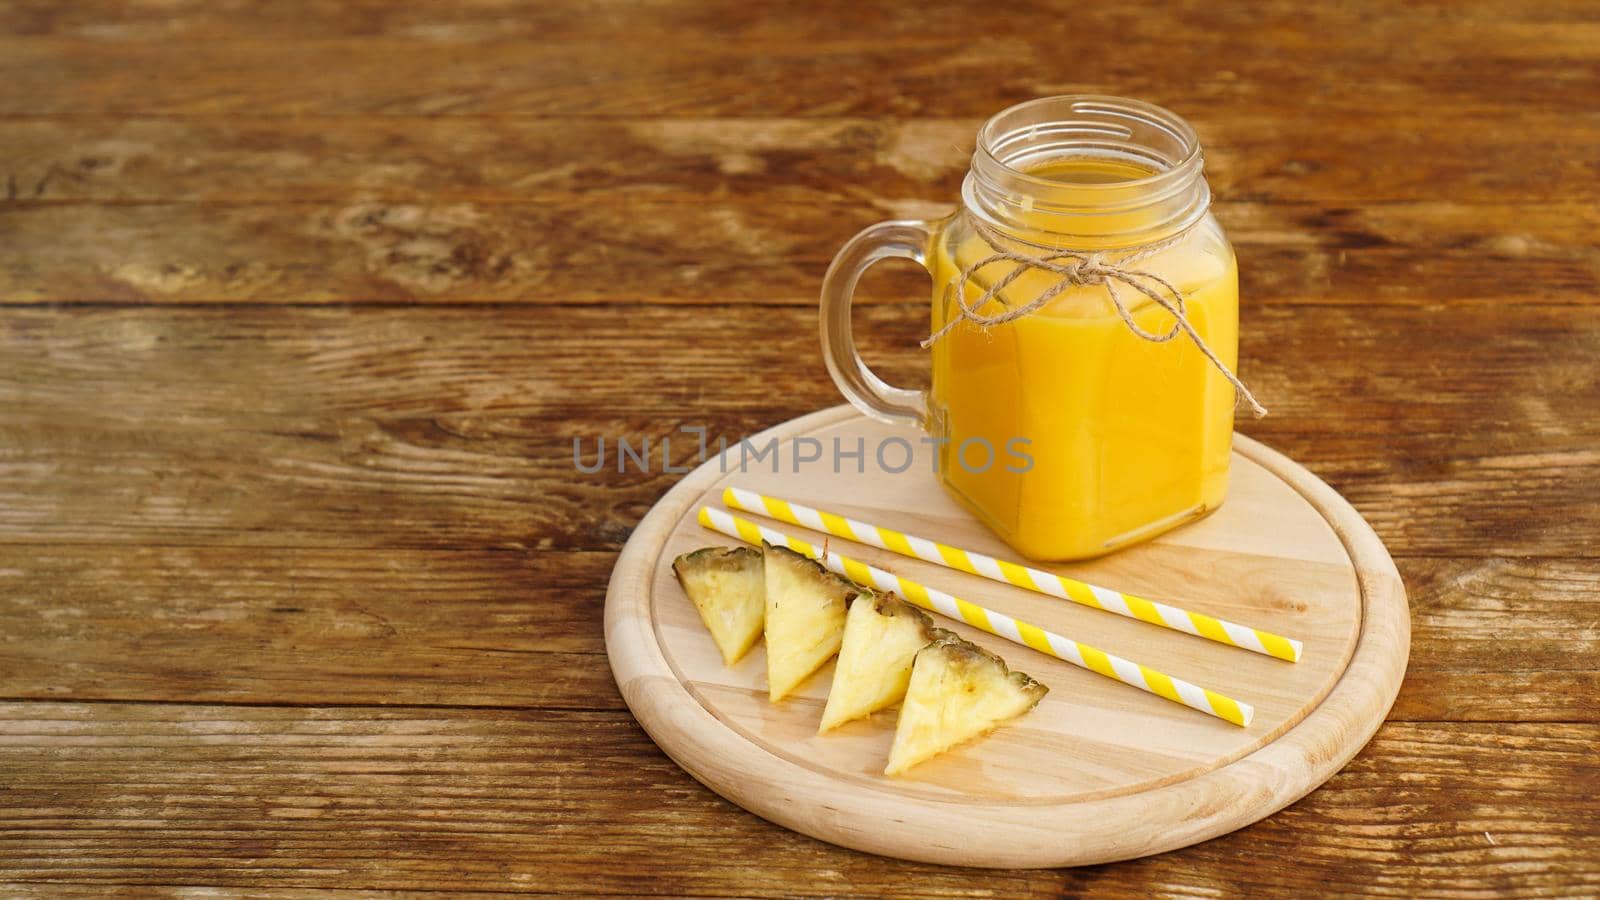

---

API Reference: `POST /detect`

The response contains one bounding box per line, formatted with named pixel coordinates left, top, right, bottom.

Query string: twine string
left=920, top=220, right=1267, bottom=417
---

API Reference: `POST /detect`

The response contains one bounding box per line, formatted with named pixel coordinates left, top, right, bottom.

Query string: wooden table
left=2, top=1, right=1595, bottom=894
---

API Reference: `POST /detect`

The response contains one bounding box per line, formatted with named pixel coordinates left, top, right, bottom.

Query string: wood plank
left=0, top=704, right=1592, bottom=894
left=3, top=0, right=1591, bottom=43
left=1405, top=556, right=1600, bottom=674
left=1096, top=721, right=1600, bottom=897
left=2, top=113, right=1590, bottom=206
left=3, top=883, right=366, bottom=890
left=0, top=5, right=1592, bottom=119
left=1396, top=557, right=1600, bottom=723
left=0, top=547, right=616, bottom=710
left=0, top=199, right=1594, bottom=305
left=1, top=304, right=1596, bottom=555
left=0, top=544, right=1591, bottom=721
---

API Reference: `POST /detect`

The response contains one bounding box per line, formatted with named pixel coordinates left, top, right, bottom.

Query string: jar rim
left=965, top=94, right=1211, bottom=244
left=975, top=94, right=1202, bottom=193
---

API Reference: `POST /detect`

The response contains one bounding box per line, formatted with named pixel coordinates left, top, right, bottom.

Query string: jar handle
left=819, top=219, right=935, bottom=430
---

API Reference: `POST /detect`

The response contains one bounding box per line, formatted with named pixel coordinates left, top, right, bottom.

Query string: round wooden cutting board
left=605, top=406, right=1409, bottom=868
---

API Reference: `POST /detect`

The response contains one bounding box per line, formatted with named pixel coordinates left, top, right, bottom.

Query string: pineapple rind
left=884, top=633, right=1047, bottom=775
left=672, top=545, right=765, bottom=666
left=819, top=592, right=936, bottom=733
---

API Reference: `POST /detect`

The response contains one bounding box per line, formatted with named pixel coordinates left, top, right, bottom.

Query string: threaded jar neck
left=963, top=95, right=1212, bottom=248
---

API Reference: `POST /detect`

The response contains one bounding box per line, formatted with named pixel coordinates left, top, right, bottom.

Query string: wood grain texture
left=1, top=200, right=1594, bottom=305
left=0, top=546, right=615, bottom=709
left=0, top=2, right=1593, bottom=118
left=2, top=114, right=1589, bottom=206
left=0, top=704, right=1593, bottom=895
left=2, top=0, right=1596, bottom=891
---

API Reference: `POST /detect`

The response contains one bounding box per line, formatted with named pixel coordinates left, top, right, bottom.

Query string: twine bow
left=921, top=220, right=1267, bottom=417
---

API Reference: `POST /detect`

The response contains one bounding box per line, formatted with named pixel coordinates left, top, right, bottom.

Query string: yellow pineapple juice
left=928, top=158, right=1239, bottom=561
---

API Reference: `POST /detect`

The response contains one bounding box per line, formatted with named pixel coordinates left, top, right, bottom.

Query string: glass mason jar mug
left=821, top=95, right=1253, bottom=561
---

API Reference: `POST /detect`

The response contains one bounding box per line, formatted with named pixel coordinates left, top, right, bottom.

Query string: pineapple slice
left=672, top=546, right=765, bottom=666
left=763, top=541, right=860, bottom=701
left=819, top=592, right=936, bottom=733
left=885, top=631, right=1047, bottom=776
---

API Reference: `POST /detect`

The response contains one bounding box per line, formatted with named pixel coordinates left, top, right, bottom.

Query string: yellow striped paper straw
left=723, top=486, right=1302, bottom=663
left=698, top=506, right=1253, bottom=727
